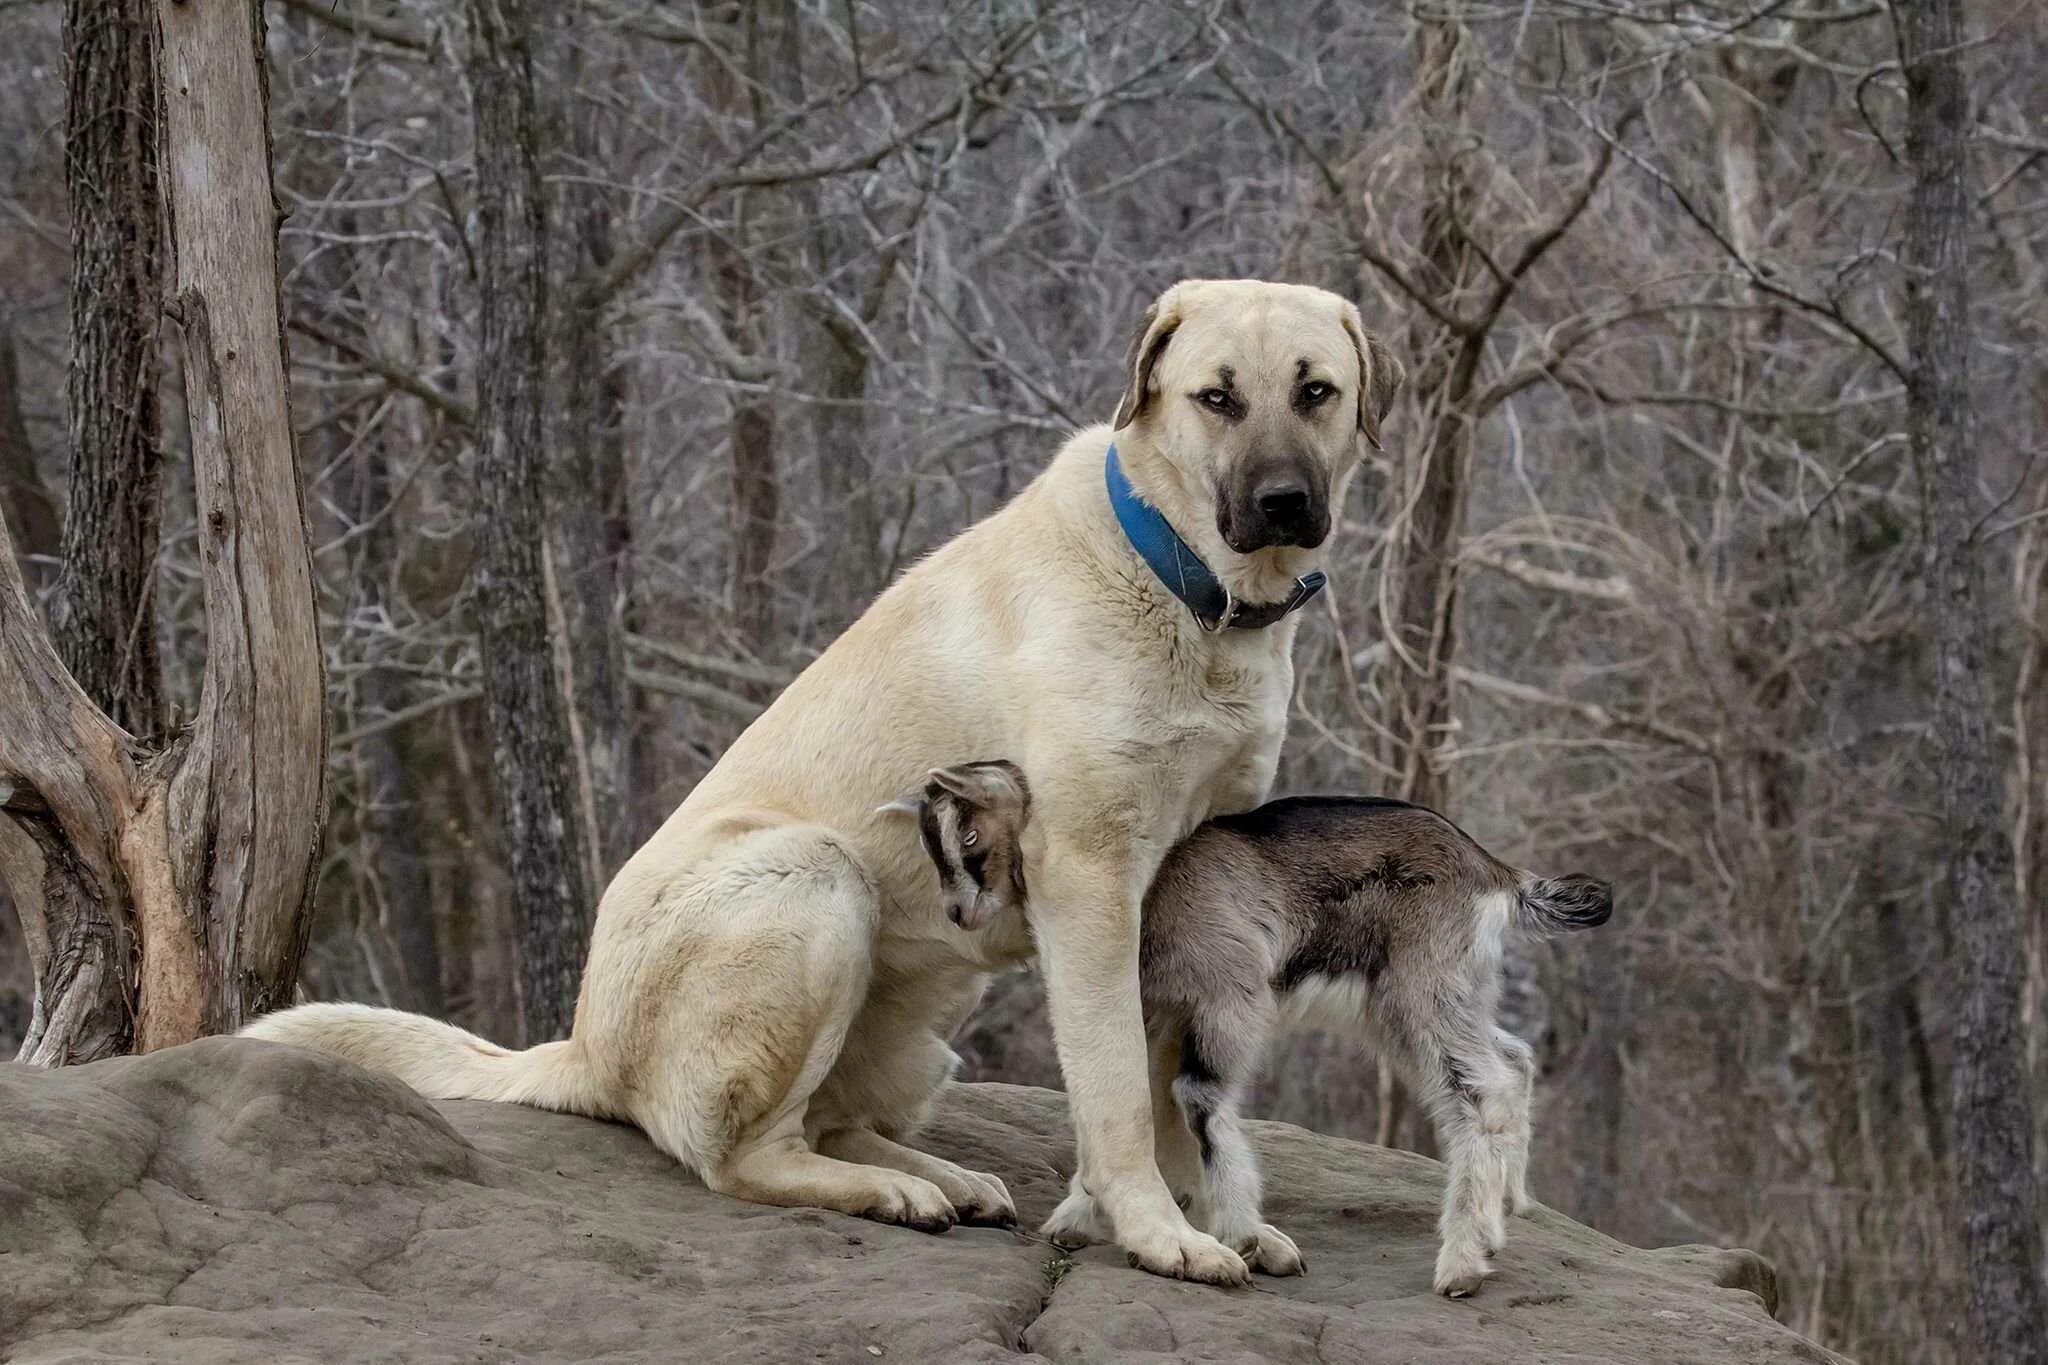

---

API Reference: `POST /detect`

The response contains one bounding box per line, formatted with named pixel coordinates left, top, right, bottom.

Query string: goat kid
left=887, top=762, right=1611, bottom=1296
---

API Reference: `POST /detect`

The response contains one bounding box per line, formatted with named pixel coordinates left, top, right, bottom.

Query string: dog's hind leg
left=812, top=977, right=1017, bottom=1226
left=622, top=826, right=957, bottom=1232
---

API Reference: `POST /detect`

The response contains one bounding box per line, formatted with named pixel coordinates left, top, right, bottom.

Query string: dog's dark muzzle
left=1219, top=459, right=1330, bottom=553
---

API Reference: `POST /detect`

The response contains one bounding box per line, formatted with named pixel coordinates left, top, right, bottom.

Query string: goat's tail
left=240, top=1002, right=610, bottom=1118
left=1514, top=873, right=1613, bottom=935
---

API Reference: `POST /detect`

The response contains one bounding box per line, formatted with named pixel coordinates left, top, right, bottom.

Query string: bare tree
left=545, top=12, right=638, bottom=877
left=0, top=0, right=324, bottom=1062
left=0, top=320, right=59, bottom=584
left=1898, top=0, right=2048, bottom=1356
left=465, top=0, right=595, bottom=1042
left=50, top=0, right=164, bottom=738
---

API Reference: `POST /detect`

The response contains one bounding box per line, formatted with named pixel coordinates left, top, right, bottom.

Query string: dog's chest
left=1138, top=634, right=1277, bottom=740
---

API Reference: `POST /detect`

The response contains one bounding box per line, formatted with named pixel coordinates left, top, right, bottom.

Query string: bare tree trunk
left=1, top=0, right=325, bottom=1063
left=465, top=0, right=594, bottom=1044
left=811, top=311, right=880, bottom=616
left=0, top=322, right=61, bottom=587
left=702, top=1, right=789, bottom=653
left=345, top=420, right=442, bottom=1016
left=154, top=0, right=327, bottom=1035
left=1899, top=0, right=2048, bottom=1356
left=50, top=0, right=166, bottom=739
left=1380, top=12, right=1482, bottom=820
left=1372, top=8, right=1485, bottom=1154
left=549, top=21, right=636, bottom=881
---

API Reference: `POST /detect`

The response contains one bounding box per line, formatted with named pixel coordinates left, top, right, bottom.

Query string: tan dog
left=245, top=279, right=1402, bottom=1285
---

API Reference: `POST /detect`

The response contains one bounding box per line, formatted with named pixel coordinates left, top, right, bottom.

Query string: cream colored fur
left=244, top=279, right=1400, bottom=1286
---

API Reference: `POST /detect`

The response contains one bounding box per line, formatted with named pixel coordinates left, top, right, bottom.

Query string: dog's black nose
left=1256, top=481, right=1311, bottom=522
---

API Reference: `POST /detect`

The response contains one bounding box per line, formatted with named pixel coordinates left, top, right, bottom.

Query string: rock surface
left=1, top=1039, right=1843, bottom=1363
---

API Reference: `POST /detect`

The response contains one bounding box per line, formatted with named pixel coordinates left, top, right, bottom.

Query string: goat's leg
left=1495, top=1028, right=1537, bottom=1217
left=1149, top=1027, right=1206, bottom=1210
left=1396, top=1006, right=1523, bottom=1296
left=1182, top=1094, right=1303, bottom=1276
left=1172, top=1011, right=1299, bottom=1276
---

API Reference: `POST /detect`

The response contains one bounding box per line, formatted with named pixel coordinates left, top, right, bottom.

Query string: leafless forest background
left=1, top=2, right=2044, bottom=1360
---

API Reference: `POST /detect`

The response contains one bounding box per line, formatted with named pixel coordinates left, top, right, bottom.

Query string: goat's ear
left=1340, top=302, right=1405, bottom=450
left=875, top=791, right=924, bottom=819
left=927, top=761, right=1029, bottom=813
left=1112, top=293, right=1181, bottom=431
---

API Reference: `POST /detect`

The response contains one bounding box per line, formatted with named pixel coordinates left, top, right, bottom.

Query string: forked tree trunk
left=1, top=0, right=325, bottom=1064
left=1898, top=0, right=2048, bottom=1356
left=465, top=0, right=595, bottom=1043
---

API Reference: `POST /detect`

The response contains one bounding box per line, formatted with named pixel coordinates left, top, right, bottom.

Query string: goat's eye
left=961, top=828, right=980, bottom=847
left=1300, top=381, right=1333, bottom=405
left=1196, top=388, right=1234, bottom=412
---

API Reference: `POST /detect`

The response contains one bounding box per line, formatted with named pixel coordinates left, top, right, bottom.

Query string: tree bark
left=466, top=0, right=595, bottom=1043
left=1, top=0, right=325, bottom=1063
left=343, top=400, right=443, bottom=1017
left=1898, top=0, right=2048, bottom=1357
left=1371, top=7, right=1486, bottom=1154
left=703, top=2, right=789, bottom=653
left=0, top=322, right=61, bottom=588
left=549, top=19, right=637, bottom=881
left=154, top=0, right=327, bottom=1035
left=51, top=0, right=167, bottom=740
left=1379, top=11, right=1482, bottom=820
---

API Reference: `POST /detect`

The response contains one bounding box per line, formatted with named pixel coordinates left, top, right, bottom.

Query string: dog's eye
left=1196, top=388, right=1234, bottom=412
left=961, top=829, right=980, bottom=847
left=1300, top=381, right=1333, bottom=405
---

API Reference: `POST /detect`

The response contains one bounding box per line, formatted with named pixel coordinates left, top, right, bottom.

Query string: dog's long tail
left=240, top=1003, right=610, bottom=1117
left=1513, top=873, right=1614, bottom=935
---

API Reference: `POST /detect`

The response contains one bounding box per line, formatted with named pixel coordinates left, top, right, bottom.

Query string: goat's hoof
left=1040, top=1192, right=1108, bottom=1249
left=1240, top=1223, right=1305, bottom=1277
left=1434, top=1257, right=1491, bottom=1298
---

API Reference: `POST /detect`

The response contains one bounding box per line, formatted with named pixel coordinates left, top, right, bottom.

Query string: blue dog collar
left=1104, top=443, right=1326, bottom=632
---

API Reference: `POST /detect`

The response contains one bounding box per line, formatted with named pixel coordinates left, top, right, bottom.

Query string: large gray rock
left=1, top=1039, right=1841, bottom=1363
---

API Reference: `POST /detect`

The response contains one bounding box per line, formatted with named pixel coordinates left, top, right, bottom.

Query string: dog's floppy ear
left=1112, top=293, right=1182, bottom=431
left=1340, top=302, right=1405, bottom=450
left=926, top=761, right=1030, bottom=813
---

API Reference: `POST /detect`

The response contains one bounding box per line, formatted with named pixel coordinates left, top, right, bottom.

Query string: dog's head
left=878, top=761, right=1031, bottom=932
left=1111, top=280, right=1403, bottom=603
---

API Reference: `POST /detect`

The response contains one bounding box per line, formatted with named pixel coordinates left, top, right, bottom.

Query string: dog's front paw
left=953, top=1167, right=1017, bottom=1228
left=859, top=1172, right=957, bottom=1235
left=1239, top=1222, right=1305, bottom=1277
left=1123, top=1224, right=1249, bottom=1286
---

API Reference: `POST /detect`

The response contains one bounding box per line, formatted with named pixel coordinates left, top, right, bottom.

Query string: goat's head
left=879, top=760, right=1032, bottom=931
